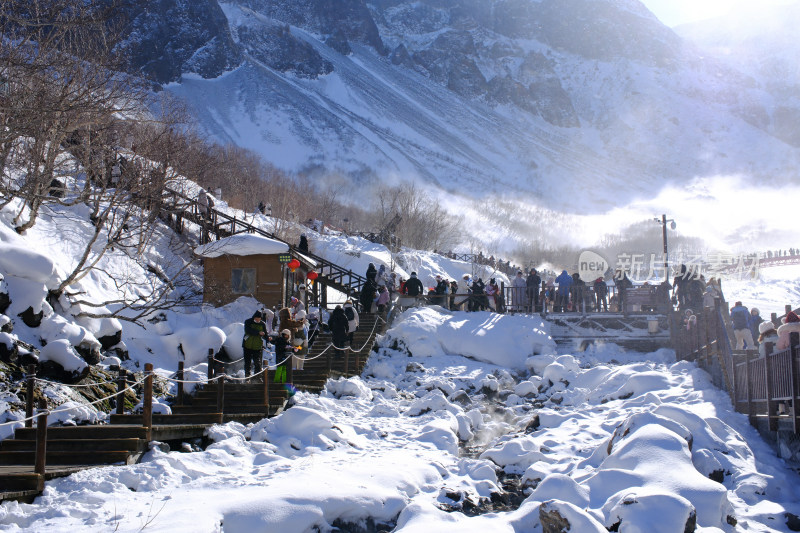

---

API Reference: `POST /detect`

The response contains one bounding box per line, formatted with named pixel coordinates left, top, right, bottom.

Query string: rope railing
left=33, top=377, right=118, bottom=388
left=0, top=375, right=149, bottom=429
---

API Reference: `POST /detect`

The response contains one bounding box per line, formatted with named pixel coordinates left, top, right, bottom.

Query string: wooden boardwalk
left=0, top=313, right=385, bottom=503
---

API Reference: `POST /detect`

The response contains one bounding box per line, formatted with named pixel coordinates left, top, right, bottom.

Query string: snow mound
left=385, top=307, right=555, bottom=370
left=38, top=339, right=87, bottom=372
left=0, top=242, right=58, bottom=285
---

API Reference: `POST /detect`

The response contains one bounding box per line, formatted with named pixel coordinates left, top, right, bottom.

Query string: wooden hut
left=195, top=234, right=290, bottom=308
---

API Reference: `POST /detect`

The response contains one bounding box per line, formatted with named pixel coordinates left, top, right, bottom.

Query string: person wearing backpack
left=730, top=301, right=754, bottom=349
left=343, top=300, right=359, bottom=346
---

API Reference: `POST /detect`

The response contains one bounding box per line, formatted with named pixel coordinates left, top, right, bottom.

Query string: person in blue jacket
left=555, top=270, right=573, bottom=312
left=730, top=301, right=754, bottom=349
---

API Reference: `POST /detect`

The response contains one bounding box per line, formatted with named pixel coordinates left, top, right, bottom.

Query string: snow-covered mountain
left=121, top=0, right=800, bottom=214
left=675, top=1, right=800, bottom=146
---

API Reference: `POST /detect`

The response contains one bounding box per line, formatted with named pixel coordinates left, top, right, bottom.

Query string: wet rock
left=524, top=414, right=540, bottom=433
left=76, top=343, right=102, bottom=365
left=539, top=502, right=571, bottom=533
left=97, top=330, right=122, bottom=350
left=18, top=306, right=43, bottom=328
left=38, top=360, right=91, bottom=384
left=450, top=390, right=471, bottom=406
left=0, top=291, right=10, bottom=314
left=787, top=512, right=800, bottom=531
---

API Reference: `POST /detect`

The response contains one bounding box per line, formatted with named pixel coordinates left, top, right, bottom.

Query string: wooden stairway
left=159, top=188, right=368, bottom=301
left=293, top=312, right=383, bottom=393
left=166, top=371, right=289, bottom=424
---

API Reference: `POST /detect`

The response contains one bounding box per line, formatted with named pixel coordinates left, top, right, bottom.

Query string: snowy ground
left=2, top=308, right=799, bottom=532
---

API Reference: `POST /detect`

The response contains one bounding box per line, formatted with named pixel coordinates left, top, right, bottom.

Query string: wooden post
left=771, top=312, right=778, bottom=328
left=263, top=358, right=270, bottom=416
left=25, top=364, right=36, bottom=428
left=763, top=343, right=777, bottom=431
left=116, top=369, right=126, bottom=415
left=745, top=350, right=753, bottom=422
left=216, top=375, right=225, bottom=414
left=790, top=332, right=799, bottom=433
left=143, top=363, right=153, bottom=441
left=34, top=398, right=47, bottom=476
left=786, top=304, right=793, bottom=316
left=176, top=361, right=184, bottom=406
left=207, top=349, right=215, bottom=380
left=344, top=346, right=350, bottom=375
left=287, top=351, right=294, bottom=387
left=500, top=282, right=505, bottom=314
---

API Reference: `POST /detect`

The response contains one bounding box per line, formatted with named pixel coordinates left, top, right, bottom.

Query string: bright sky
left=640, top=0, right=795, bottom=26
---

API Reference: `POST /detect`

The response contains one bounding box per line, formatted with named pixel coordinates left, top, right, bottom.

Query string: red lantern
left=306, top=271, right=319, bottom=281
left=287, top=258, right=301, bottom=272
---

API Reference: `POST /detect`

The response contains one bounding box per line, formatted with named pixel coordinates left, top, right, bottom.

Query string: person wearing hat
left=299, top=233, right=309, bottom=252
left=292, top=310, right=308, bottom=371
left=749, top=308, right=764, bottom=347
left=290, top=296, right=305, bottom=317
left=758, top=320, right=779, bottom=357
left=271, top=328, right=297, bottom=384
left=433, top=275, right=448, bottom=307
left=777, top=311, right=800, bottom=351
left=242, top=310, right=267, bottom=378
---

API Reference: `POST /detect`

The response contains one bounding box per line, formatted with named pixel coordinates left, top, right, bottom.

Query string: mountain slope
left=123, top=0, right=800, bottom=214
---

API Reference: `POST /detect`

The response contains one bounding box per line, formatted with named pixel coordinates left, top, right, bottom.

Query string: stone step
left=1, top=438, right=144, bottom=453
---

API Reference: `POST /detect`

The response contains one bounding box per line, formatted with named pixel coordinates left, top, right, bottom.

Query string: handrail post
left=34, top=398, right=47, bottom=476
left=176, top=361, right=184, bottom=406
left=745, top=350, right=753, bottom=422
left=216, top=375, right=225, bottom=414
left=25, top=364, right=36, bottom=428
left=263, top=357, right=270, bottom=416
left=790, top=332, right=799, bottom=433
left=207, top=349, right=215, bottom=380
left=763, top=343, right=777, bottom=431
left=116, top=369, right=126, bottom=415
left=344, top=346, right=350, bottom=375
left=143, top=363, right=153, bottom=442
left=287, top=352, right=294, bottom=388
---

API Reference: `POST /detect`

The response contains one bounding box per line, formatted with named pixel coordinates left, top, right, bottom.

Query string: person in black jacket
left=242, top=311, right=267, bottom=377
left=359, top=280, right=376, bottom=313
left=270, top=329, right=295, bottom=384
left=365, top=263, right=377, bottom=284
left=434, top=275, right=449, bottom=307
left=593, top=278, right=609, bottom=312
left=526, top=269, right=541, bottom=312
left=328, top=305, right=349, bottom=354
left=298, top=233, right=309, bottom=252
left=404, top=272, right=424, bottom=297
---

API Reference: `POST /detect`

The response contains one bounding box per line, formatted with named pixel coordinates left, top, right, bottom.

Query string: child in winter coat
left=271, top=329, right=297, bottom=384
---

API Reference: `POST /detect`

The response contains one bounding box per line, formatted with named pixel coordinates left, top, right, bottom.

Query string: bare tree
left=0, top=0, right=144, bottom=232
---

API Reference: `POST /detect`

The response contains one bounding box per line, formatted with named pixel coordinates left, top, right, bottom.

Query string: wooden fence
left=675, top=302, right=800, bottom=434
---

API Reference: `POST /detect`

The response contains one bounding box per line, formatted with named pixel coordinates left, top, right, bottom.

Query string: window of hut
left=231, top=268, right=256, bottom=294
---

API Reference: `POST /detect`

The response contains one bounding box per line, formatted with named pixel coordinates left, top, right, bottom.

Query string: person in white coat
left=511, top=271, right=527, bottom=313
left=343, top=300, right=359, bottom=346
